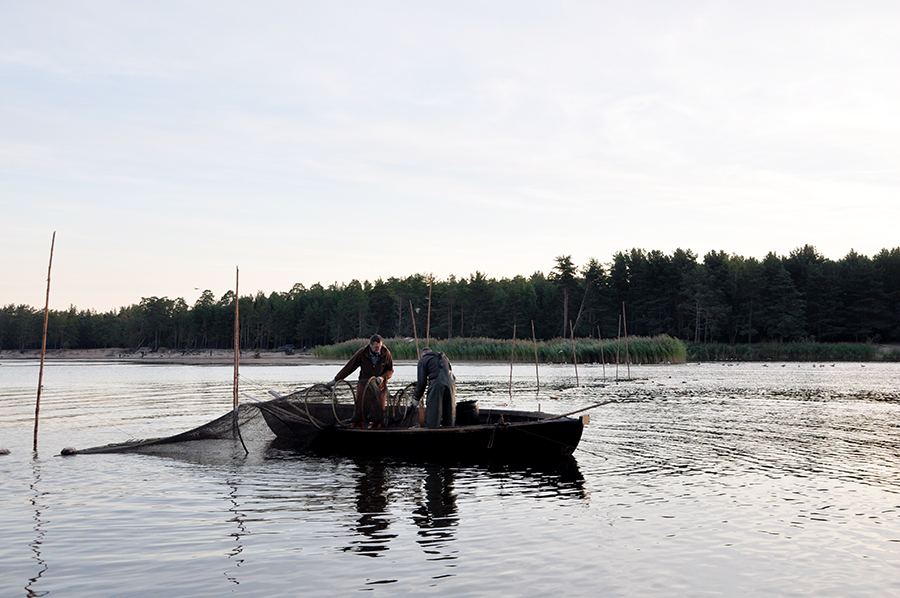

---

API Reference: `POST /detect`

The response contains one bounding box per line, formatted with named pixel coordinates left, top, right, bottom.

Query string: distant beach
left=0, top=348, right=327, bottom=366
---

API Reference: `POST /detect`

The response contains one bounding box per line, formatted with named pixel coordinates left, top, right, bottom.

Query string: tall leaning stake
left=232, top=266, right=248, bottom=454
left=233, top=266, right=240, bottom=412
left=34, top=232, right=56, bottom=452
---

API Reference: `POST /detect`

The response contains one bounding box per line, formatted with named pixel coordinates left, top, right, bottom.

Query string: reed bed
left=312, top=335, right=687, bottom=364
left=315, top=338, right=889, bottom=363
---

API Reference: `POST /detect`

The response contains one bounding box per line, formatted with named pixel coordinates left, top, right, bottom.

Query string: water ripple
left=4, top=361, right=900, bottom=597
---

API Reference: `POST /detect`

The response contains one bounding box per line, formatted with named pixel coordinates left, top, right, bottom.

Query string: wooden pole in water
left=33, top=232, right=55, bottom=452
left=622, top=301, right=631, bottom=379
left=531, top=320, right=540, bottom=394
left=598, top=326, right=606, bottom=380
left=616, top=314, right=621, bottom=383
left=570, top=319, right=579, bottom=386
left=426, top=277, right=432, bottom=348
left=233, top=267, right=240, bottom=410
left=232, top=267, right=249, bottom=454
left=509, top=323, right=516, bottom=397
left=409, top=299, right=420, bottom=359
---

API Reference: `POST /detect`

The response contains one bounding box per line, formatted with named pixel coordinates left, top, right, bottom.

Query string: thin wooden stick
left=409, top=299, right=420, bottom=358
left=622, top=301, right=631, bottom=379
left=508, top=323, right=516, bottom=397
left=33, top=231, right=55, bottom=452
left=598, top=325, right=606, bottom=380
left=426, top=277, right=432, bottom=347
left=616, top=314, right=621, bottom=383
left=570, top=319, right=579, bottom=386
left=231, top=267, right=249, bottom=454
left=531, top=320, right=540, bottom=394
left=233, top=267, right=240, bottom=410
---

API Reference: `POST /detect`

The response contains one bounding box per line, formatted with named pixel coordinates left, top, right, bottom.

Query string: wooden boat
left=63, top=393, right=597, bottom=465
left=257, top=398, right=588, bottom=463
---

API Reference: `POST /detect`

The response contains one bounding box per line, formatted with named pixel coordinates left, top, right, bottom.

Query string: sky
left=3, top=1, right=899, bottom=312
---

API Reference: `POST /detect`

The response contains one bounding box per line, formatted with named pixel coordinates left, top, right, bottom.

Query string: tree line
left=2, top=245, right=899, bottom=353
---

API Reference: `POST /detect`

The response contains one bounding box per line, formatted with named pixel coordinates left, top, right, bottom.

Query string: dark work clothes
left=353, top=379, right=387, bottom=425
left=334, top=344, right=394, bottom=425
left=416, top=349, right=456, bottom=427
left=415, top=349, right=447, bottom=399
left=334, top=345, right=394, bottom=382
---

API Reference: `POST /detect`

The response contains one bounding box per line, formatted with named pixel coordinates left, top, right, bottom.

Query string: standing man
left=326, top=334, right=393, bottom=428
left=414, top=347, right=456, bottom=428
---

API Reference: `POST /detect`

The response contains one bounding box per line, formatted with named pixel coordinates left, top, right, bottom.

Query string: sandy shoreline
left=0, top=348, right=334, bottom=366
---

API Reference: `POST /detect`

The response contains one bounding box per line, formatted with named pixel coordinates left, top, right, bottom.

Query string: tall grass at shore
left=312, top=335, right=687, bottom=364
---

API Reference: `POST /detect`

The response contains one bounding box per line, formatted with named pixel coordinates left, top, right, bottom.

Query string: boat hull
left=257, top=399, right=586, bottom=463
left=309, top=416, right=585, bottom=462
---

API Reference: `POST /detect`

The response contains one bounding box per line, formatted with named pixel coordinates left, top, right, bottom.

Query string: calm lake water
left=2, top=359, right=900, bottom=597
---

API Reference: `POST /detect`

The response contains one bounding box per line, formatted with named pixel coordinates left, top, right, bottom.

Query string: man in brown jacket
left=326, top=334, right=394, bottom=427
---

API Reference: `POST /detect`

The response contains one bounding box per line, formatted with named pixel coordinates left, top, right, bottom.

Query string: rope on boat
left=500, top=400, right=618, bottom=457
left=260, top=380, right=418, bottom=431
left=303, top=383, right=339, bottom=429
left=502, top=422, right=578, bottom=453
left=391, top=383, right=418, bottom=426
left=341, top=378, right=417, bottom=428
left=70, top=403, right=141, bottom=440
left=539, top=400, right=618, bottom=420
left=253, top=400, right=317, bottom=429
left=361, top=377, right=383, bottom=425
left=572, top=440, right=609, bottom=460
left=237, top=372, right=293, bottom=399
left=503, top=422, right=606, bottom=459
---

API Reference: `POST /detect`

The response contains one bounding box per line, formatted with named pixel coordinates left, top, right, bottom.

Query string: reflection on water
left=339, top=458, right=582, bottom=566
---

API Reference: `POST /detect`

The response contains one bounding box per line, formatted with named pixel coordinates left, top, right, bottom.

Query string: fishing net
left=67, top=402, right=273, bottom=456
left=66, top=380, right=420, bottom=457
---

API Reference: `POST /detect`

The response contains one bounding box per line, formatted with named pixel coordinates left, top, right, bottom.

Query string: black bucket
left=456, top=400, right=479, bottom=425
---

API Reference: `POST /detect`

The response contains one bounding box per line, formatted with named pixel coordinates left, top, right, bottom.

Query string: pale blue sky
left=3, top=1, right=899, bottom=311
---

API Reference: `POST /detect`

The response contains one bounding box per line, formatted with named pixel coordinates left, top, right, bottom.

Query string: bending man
left=326, top=334, right=394, bottom=428
left=414, top=347, right=456, bottom=427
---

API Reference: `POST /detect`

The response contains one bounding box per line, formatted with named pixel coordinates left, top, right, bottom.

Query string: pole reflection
left=26, top=456, right=49, bottom=598
left=223, top=475, right=246, bottom=586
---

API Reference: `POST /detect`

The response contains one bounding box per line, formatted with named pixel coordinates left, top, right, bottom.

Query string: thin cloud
left=3, top=1, right=900, bottom=310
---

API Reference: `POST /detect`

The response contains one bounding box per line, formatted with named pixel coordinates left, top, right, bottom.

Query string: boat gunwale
left=327, top=414, right=583, bottom=434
